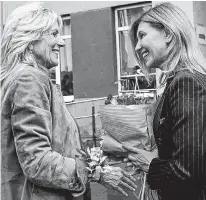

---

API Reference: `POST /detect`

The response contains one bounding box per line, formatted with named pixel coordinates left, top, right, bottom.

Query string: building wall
left=2, top=1, right=196, bottom=99
left=1, top=1, right=137, bottom=99
left=1, top=1, right=137, bottom=24
left=71, top=7, right=117, bottom=98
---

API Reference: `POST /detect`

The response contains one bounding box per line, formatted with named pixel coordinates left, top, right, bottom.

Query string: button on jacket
left=1, top=64, right=88, bottom=200
left=148, top=70, right=206, bottom=200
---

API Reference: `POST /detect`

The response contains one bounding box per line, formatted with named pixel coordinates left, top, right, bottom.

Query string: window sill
left=63, top=95, right=74, bottom=102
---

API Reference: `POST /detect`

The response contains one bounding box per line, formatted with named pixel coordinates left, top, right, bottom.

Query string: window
left=50, top=15, right=74, bottom=102
left=115, top=3, right=157, bottom=97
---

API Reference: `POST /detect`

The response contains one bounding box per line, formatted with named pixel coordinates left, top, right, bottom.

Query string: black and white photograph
left=1, top=1, right=206, bottom=200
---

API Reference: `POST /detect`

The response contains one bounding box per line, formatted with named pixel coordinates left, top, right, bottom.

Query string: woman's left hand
left=122, top=145, right=158, bottom=172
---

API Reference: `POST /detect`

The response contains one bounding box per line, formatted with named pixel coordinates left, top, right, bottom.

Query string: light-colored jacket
left=1, top=63, right=88, bottom=200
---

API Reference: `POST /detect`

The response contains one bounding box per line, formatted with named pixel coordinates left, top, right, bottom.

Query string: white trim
left=56, top=16, right=73, bottom=103
left=65, top=96, right=108, bottom=105
left=62, top=35, right=71, bottom=39
left=115, top=2, right=151, bottom=12
left=63, top=95, right=74, bottom=102
left=116, top=26, right=130, bottom=31
left=120, top=73, right=156, bottom=78
left=56, top=54, right=61, bottom=85
left=115, top=8, right=121, bottom=94
left=120, top=89, right=157, bottom=92
left=62, top=15, right=71, bottom=20
left=74, top=114, right=99, bottom=119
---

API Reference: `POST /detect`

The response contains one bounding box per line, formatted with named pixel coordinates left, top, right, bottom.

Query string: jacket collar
left=37, top=64, right=52, bottom=78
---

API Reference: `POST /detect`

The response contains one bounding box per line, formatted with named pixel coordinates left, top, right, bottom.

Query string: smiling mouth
left=142, top=51, right=149, bottom=59
left=52, top=49, right=59, bottom=54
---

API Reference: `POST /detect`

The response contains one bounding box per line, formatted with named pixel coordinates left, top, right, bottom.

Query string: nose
left=57, top=35, right=65, bottom=47
left=135, top=40, right=141, bottom=51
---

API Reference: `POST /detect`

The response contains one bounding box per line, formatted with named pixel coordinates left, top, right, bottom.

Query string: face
left=32, top=21, right=65, bottom=69
left=135, top=21, right=169, bottom=69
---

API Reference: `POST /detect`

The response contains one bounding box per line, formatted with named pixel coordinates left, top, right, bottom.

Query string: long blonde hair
left=1, top=2, right=62, bottom=83
left=129, top=2, right=206, bottom=83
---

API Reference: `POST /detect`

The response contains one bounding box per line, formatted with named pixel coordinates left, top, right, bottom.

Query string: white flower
left=85, top=147, right=107, bottom=172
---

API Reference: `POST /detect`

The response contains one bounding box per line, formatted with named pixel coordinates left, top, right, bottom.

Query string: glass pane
left=50, top=67, right=56, bottom=84
left=120, top=74, right=156, bottom=91
left=119, top=30, right=137, bottom=76
left=59, top=38, right=73, bottom=96
left=117, top=5, right=151, bottom=27
left=61, top=18, right=71, bottom=35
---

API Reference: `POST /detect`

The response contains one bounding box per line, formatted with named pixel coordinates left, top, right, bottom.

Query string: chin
left=145, top=62, right=153, bottom=69
left=146, top=60, right=157, bottom=69
left=50, top=61, right=58, bottom=68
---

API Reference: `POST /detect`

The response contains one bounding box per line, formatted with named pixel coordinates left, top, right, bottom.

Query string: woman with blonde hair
left=1, top=2, right=136, bottom=200
left=124, top=2, right=206, bottom=200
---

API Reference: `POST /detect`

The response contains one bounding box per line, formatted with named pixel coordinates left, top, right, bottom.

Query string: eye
left=139, top=32, right=146, bottom=39
left=52, top=30, right=59, bottom=37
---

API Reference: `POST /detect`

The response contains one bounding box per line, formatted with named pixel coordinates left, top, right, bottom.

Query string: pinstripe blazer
left=147, top=69, right=206, bottom=200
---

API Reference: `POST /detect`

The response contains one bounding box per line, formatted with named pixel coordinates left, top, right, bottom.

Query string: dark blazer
left=147, top=69, right=206, bottom=200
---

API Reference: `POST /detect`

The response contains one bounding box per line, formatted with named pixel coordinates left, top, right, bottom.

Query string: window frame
left=56, top=15, right=74, bottom=102
left=114, top=2, right=156, bottom=97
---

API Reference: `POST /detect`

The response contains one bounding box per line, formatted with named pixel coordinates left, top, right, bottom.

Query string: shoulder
left=11, top=64, right=51, bottom=88
left=166, top=70, right=206, bottom=107
left=169, top=70, right=206, bottom=92
left=19, top=64, right=51, bottom=84
left=2, top=64, right=52, bottom=98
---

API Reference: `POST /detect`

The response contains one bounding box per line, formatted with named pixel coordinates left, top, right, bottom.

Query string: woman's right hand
left=99, top=166, right=137, bottom=196
left=123, top=146, right=158, bottom=172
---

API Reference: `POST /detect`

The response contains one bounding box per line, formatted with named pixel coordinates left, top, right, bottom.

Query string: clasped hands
left=100, top=165, right=137, bottom=196
left=122, top=145, right=158, bottom=173
left=99, top=146, right=158, bottom=196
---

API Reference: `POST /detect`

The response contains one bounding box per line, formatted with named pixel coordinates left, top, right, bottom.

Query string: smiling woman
left=1, top=2, right=137, bottom=200
left=32, top=22, right=65, bottom=69
left=135, top=22, right=170, bottom=70
left=127, top=2, right=206, bottom=200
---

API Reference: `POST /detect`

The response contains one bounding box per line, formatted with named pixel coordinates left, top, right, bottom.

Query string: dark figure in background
left=130, top=65, right=155, bottom=90
left=61, top=71, right=74, bottom=95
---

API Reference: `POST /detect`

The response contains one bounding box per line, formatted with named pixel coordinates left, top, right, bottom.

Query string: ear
left=164, top=28, right=172, bottom=43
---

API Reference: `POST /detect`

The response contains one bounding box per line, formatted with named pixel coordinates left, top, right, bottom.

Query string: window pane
left=119, top=30, right=137, bottom=75
left=50, top=67, right=56, bottom=84
left=59, top=38, right=73, bottom=96
left=61, top=18, right=71, bottom=35
left=117, top=5, right=151, bottom=27
left=116, top=3, right=156, bottom=96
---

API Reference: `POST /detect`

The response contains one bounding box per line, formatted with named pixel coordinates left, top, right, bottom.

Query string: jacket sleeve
left=11, top=73, right=88, bottom=196
left=147, top=74, right=206, bottom=189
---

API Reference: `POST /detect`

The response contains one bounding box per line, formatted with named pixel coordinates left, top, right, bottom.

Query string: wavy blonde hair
left=1, top=2, right=62, bottom=83
left=129, top=2, right=206, bottom=83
